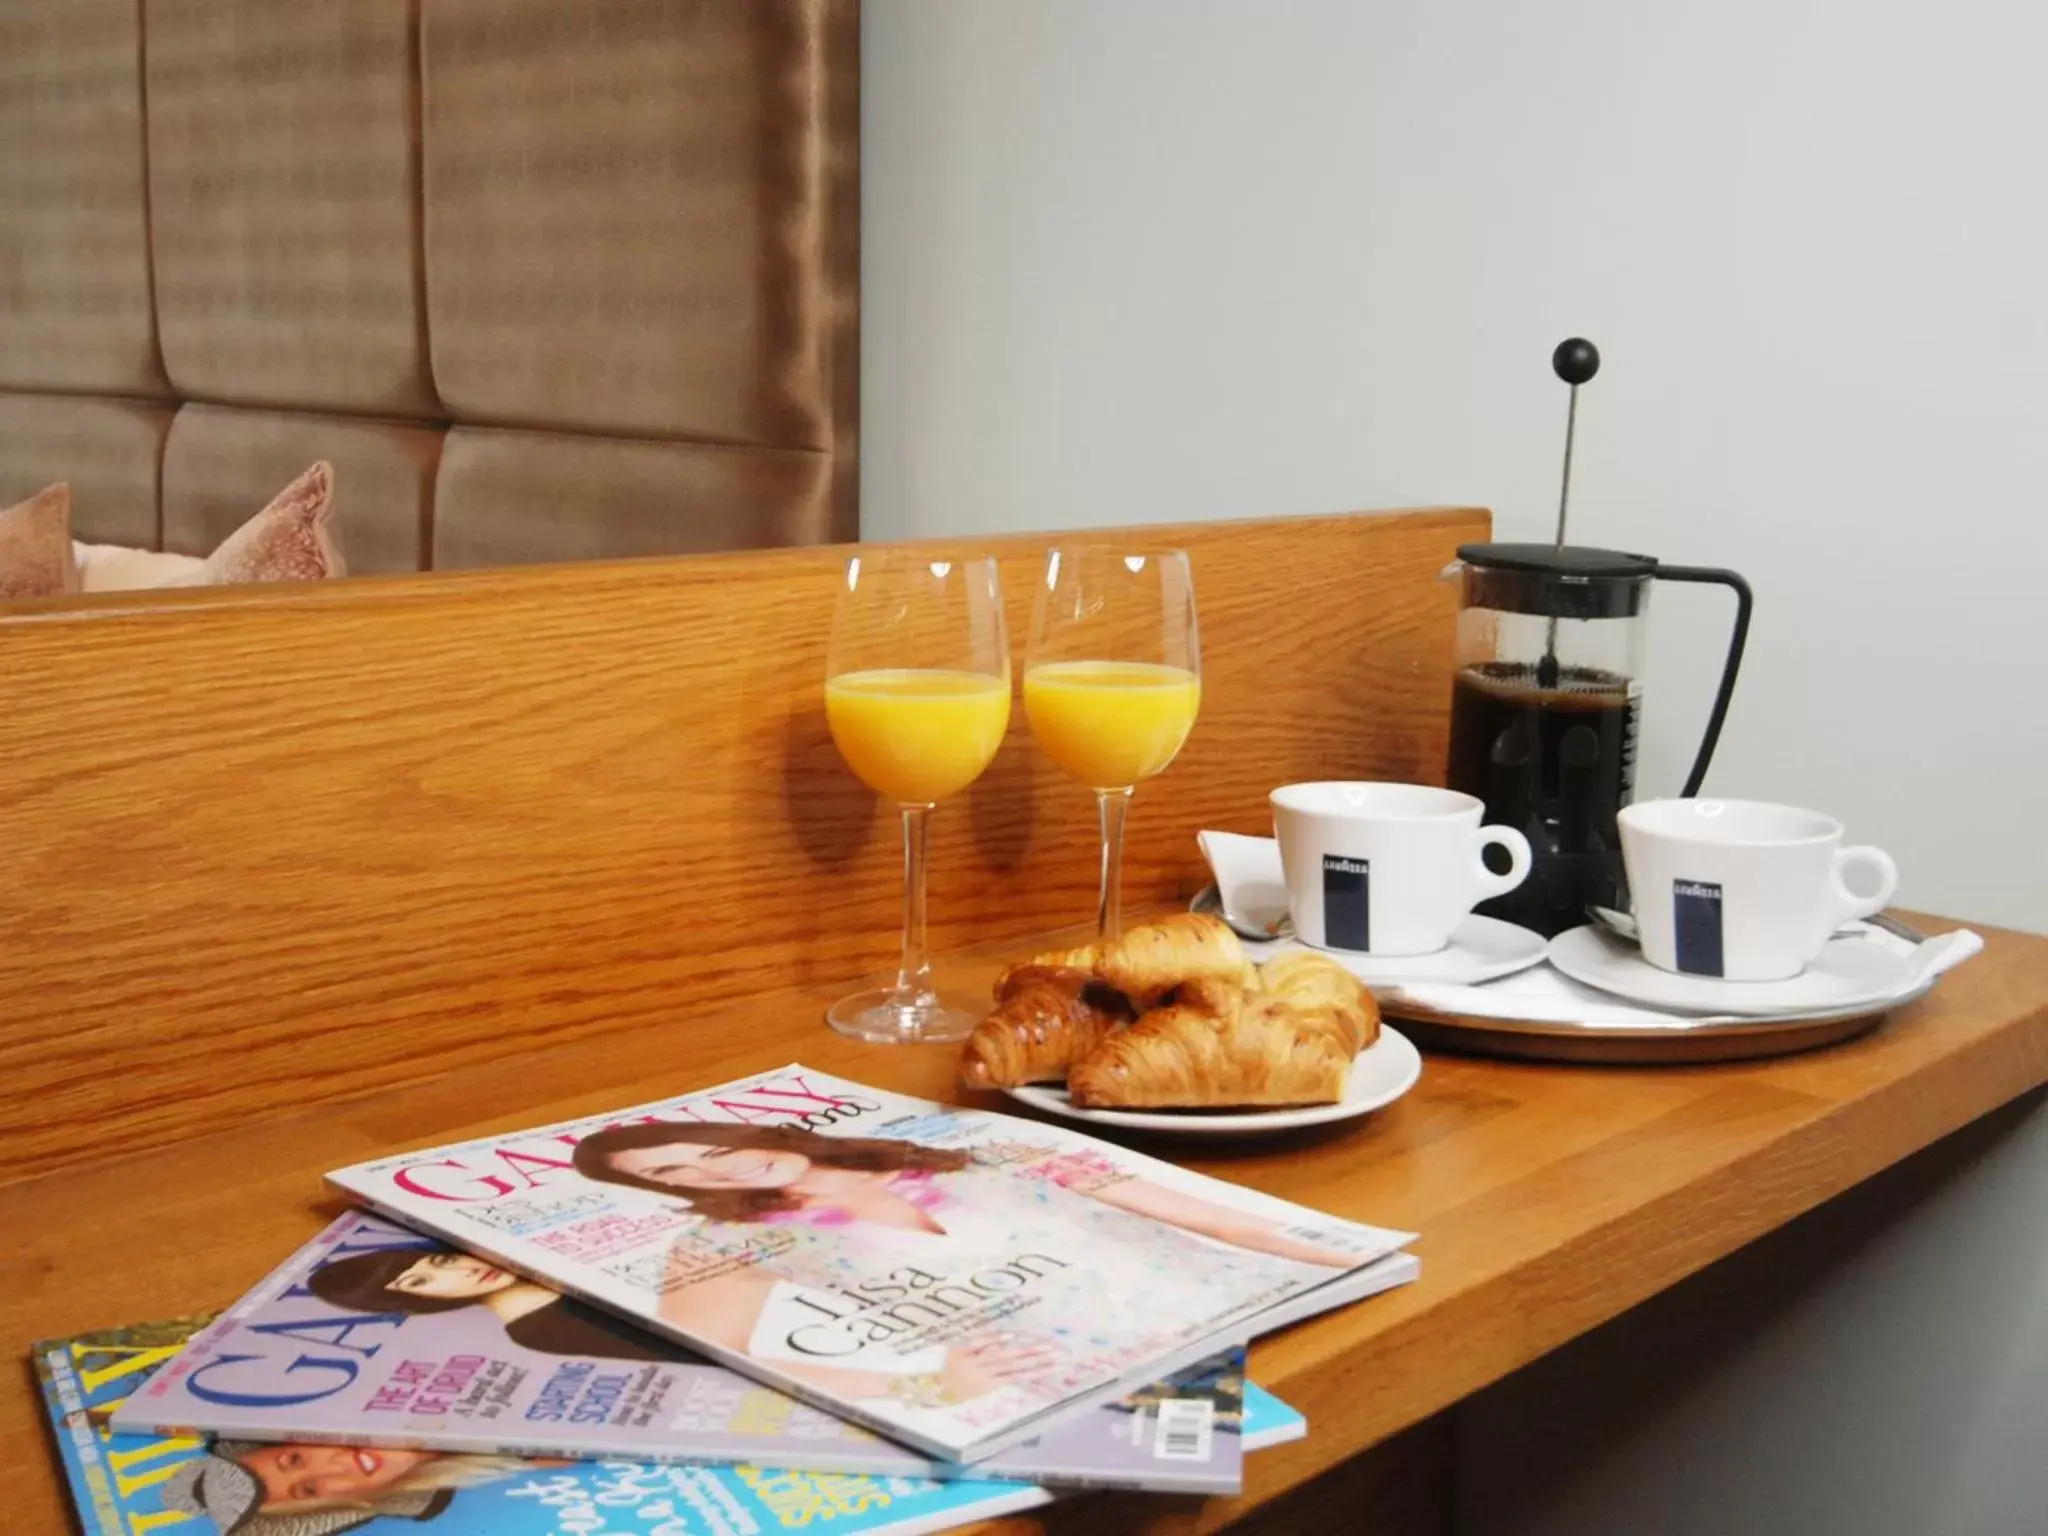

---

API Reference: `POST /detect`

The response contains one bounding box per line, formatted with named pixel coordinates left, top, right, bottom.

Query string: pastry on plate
left=960, top=916, right=1378, bottom=1109
left=1095, top=912, right=1252, bottom=1008
left=992, top=942, right=1099, bottom=999
left=1067, top=984, right=1354, bottom=1109
left=958, top=963, right=1132, bottom=1089
left=1256, top=950, right=1380, bottom=1056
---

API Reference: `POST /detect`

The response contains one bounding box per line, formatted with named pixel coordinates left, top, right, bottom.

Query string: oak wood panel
left=2, top=912, right=2044, bottom=1534
left=0, top=508, right=1480, bottom=1184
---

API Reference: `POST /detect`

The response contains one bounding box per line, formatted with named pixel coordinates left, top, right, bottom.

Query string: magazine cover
left=325, top=1064, right=1416, bottom=1463
left=111, top=1212, right=1365, bottom=1494
left=38, top=1318, right=1048, bottom=1536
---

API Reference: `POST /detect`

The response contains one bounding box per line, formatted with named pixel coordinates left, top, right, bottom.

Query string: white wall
left=861, top=0, right=2048, bottom=933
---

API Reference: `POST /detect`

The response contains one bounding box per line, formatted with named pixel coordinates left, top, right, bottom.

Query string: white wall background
left=861, top=0, right=2048, bottom=933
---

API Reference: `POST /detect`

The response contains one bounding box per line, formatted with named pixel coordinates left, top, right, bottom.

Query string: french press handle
left=1652, top=565, right=1754, bottom=797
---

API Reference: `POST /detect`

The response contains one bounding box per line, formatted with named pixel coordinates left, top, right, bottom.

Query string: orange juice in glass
left=1024, top=550, right=1201, bottom=939
left=824, top=554, right=1010, bottom=1044
left=827, top=669, right=1012, bottom=805
left=1022, top=660, right=1201, bottom=789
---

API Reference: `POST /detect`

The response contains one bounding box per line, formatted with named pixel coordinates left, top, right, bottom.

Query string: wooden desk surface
left=7, top=912, right=2045, bottom=1534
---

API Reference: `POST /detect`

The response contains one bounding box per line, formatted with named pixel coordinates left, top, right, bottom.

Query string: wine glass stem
left=894, top=803, right=936, bottom=1004
left=1095, top=787, right=1134, bottom=941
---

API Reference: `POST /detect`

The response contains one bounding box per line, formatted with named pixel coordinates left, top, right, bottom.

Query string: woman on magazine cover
left=160, top=1441, right=564, bottom=1535
left=570, top=1121, right=1363, bottom=1408
left=308, top=1246, right=673, bottom=1361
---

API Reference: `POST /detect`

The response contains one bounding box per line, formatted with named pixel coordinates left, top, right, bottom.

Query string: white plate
left=1004, top=1025, right=1422, bottom=1139
left=1247, top=915, right=1548, bottom=989
left=1387, top=962, right=1940, bottom=1033
left=1547, top=924, right=1931, bottom=1018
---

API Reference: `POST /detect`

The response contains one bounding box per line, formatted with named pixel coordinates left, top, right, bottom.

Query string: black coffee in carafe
left=1442, top=542, right=1750, bottom=936
left=1447, top=661, right=1639, bottom=934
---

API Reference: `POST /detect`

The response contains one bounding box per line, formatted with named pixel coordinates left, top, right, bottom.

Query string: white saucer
left=1247, top=915, right=1548, bottom=989
left=1004, top=1025, right=1422, bottom=1139
left=1547, top=924, right=1937, bottom=1018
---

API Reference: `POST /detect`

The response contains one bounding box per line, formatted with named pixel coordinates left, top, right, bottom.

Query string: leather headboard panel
left=432, top=426, right=831, bottom=570
left=1, top=1, right=855, bottom=569
left=0, top=0, right=167, bottom=395
left=0, top=393, right=170, bottom=548
left=145, top=0, right=439, bottom=417
left=163, top=404, right=442, bottom=575
left=420, top=0, right=832, bottom=450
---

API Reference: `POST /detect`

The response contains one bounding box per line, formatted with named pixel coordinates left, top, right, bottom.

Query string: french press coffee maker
left=1444, top=340, right=1753, bottom=936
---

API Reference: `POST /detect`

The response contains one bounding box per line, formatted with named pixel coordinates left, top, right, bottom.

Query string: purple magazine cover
left=113, top=1213, right=1368, bottom=1494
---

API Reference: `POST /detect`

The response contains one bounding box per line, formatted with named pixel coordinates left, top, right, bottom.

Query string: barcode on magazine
left=1154, top=1398, right=1216, bottom=1462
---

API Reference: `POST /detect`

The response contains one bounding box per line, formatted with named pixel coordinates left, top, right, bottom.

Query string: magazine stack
left=38, top=1066, right=1418, bottom=1536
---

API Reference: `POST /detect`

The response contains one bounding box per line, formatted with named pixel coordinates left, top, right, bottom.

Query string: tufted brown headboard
left=0, top=0, right=858, bottom=573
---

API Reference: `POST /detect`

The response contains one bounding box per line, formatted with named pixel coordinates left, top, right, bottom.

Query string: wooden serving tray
left=1383, top=997, right=1893, bottom=1065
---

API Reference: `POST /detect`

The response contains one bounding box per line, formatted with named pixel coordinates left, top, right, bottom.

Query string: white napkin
left=1196, top=829, right=1291, bottom=938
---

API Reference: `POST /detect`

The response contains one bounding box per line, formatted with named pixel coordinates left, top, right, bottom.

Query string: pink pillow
left=0, top=483, right=82, bottom=599
left=76, top=462, right=346, bottom=593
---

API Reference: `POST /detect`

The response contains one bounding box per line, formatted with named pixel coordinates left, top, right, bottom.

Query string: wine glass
left=824, top=552, right=1010, bottom=1043
left=1024, top=548, right=1201, bottom=940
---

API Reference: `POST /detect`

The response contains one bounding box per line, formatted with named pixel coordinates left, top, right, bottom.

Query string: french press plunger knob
left=1538, top=337, right=1601, bottom=687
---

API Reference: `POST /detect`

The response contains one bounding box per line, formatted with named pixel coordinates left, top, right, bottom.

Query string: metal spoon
left=1190, top=884, right=1293, bottom=942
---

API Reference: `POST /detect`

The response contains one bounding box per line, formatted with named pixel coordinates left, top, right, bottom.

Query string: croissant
left=1068, top=989, right=1352, bottom=1108
left=1256, top=951, right=1380, bottom=1056
left=1096, top=913, right=1252, bottom=1008
left=992, top=942, right=1100, bottom=1000
left=958, top=966, right=1132, bottom=1089
left=1166, top=974, right=1248, bottom=1017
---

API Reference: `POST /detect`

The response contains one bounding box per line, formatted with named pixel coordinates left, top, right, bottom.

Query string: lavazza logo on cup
left=1321, top=855, right=1372, bottom=952
left=1670, top=878, right=1726, bottom=978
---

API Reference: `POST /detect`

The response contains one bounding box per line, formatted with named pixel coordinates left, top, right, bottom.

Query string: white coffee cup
left=1617, top=798, right=1900, bottom=981
left=1270, top=782, right=1533, bottom=956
